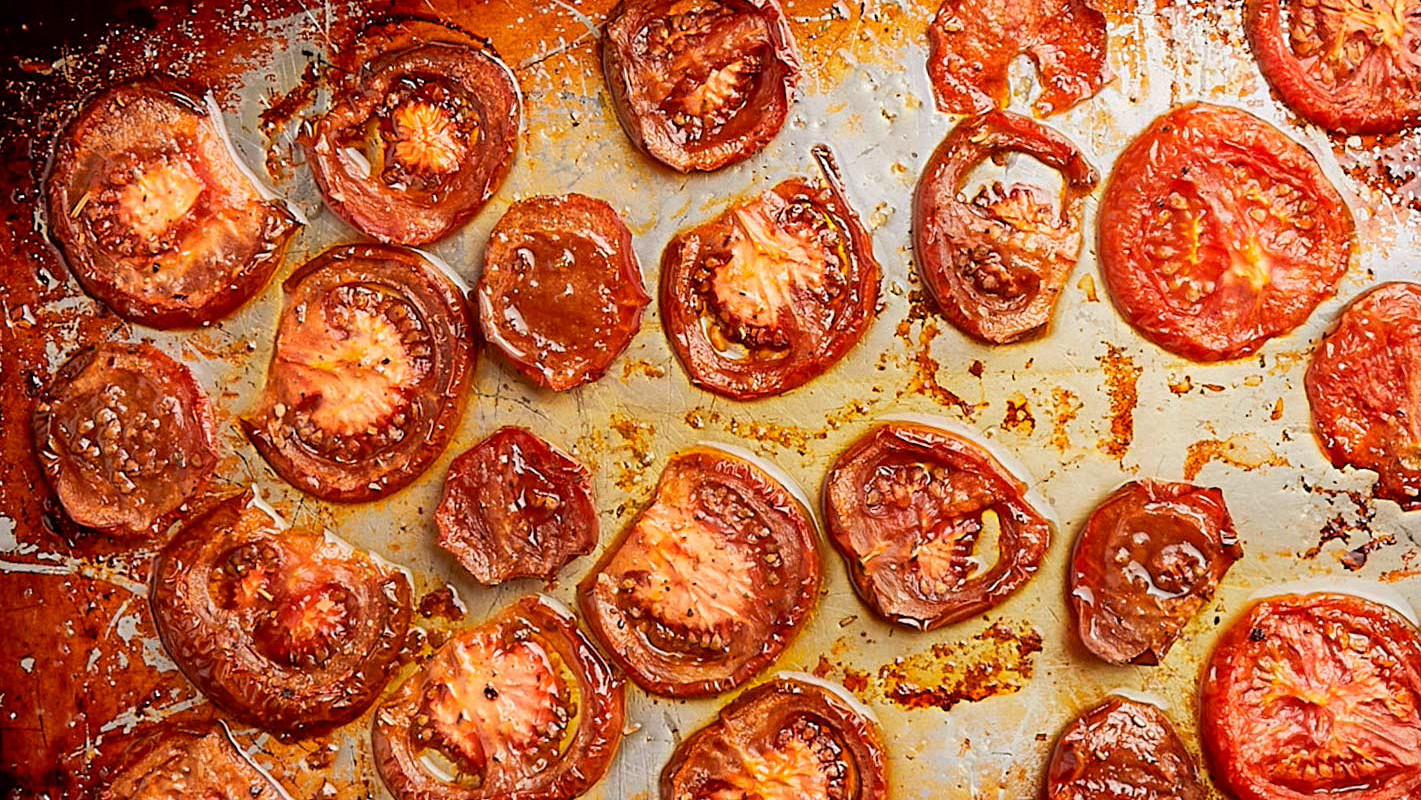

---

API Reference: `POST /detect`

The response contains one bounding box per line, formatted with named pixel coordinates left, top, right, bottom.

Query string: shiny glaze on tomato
left=99, top=722, right=292, bottom=800
left=1047, top=696, right=1204, bottom=800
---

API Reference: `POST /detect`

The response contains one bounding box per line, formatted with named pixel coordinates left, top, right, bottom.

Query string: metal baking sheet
left=3, top=1, right=1421, bottom=798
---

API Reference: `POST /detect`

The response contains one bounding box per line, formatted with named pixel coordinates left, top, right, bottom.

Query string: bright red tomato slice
left=913, top=110, right=1099, bottom=343
left=1201, top=593, right=1421, bottom=800
left=927, top=0, right=1109, bottom=116
left=372, top=596, right=624, bottom=800
left=1306, top=282, right=1421, bottom=510
left=242, top=244, right=477, bottom=502
left=1247, top=0, right=1421, bottom=134
left=47, top=78, right=298, bottom=328
left=1047, top=696, right=1205, bottom=800
left=602, top=0, right=801, bottom=172
left=1099, top=103, right=1354, bottom=361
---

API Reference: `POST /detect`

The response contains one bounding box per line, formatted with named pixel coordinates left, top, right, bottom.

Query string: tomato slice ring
left=100, top=722, right=293, bottom=799
left=477, top=194, right=650, bottom=390
left=33, top=342, right=217, bottom=540
left=372, top=595, right=624, bottom=800
left=1047, top=696, right=1205, bottom=800
left=435, top=427, right=599, bottom=585
left=602, top=0, right=801, bottom=173
left=660, top=150, right=881, bottom=399
left=661, top=676, right=888, bottom=800
left=308, top=19, right=521, bottom=245
left=823, top=422, right=1053, bottom=631
left=242, top=244, right=477, bottom=503
left=913, top=111, right=1099, bottom=343
left=150, top=490, right=412, bottom=736
left=927, top=0, right=1109, bottom=116
left=46, top=78, right=298, bottom=329
left=578, top=446, right=821, bottom=697
left=1201, top=593, right=1421, bottom=800
left=1099, top=103, right=1354, bottom=361
left=1246, top=0, right=1421, bottom=134
left=1070, top=479, right=1242, bottom=665
left=1306, top=282, right=1421, bottom=510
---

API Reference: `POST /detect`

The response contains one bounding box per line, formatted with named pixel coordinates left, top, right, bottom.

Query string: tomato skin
left=660, top=176, right=881, bottom=400
left=150, top=491, right=412, bottom=736
left=1200, top=594, right=1421, bottom=800
left=1099, top=103, right=1354, bottom=361
left=308, top=29, right=521, bottom=245
left=46, top=78, right=298, bottom=329
left=913, top=111, right=1099, bottom=343
left=98, top=722, right=292, bottom=800
left=823, top=422, right=1052, bottom=631
left=33, top=342, right=218, bottom=540
left=372, top=595, right=625, bottom=800
left=1047, top=696, right=1204, bottom=800
left=1070, top=479, right=1241, bottom=665
left=435, top=427, right=598, bottom=585
left=578, top=447, right=821, bottom=697
left=477, top=194, right=649, bottom=391
left=602, top=0, right=801, bottom=173
left=1306, top=282, right=1421, bottom=510
left=927, top=0, right=1109, bottom=116
left=661, top=677, right=889, bottom=800
left=1246, top=0, right=1421, bottom=135
left=242, top=244, right=477, bottom=503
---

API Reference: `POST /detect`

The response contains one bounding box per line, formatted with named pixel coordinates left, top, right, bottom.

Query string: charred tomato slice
left=150, top=490, right=412, bottom=735
left=1306, top=282, right=1421, bottom=510
left=477, top=194, right=649, bottom=390
left=1201, top=594, right=1421, bottom=800
left=1247, top=0, right=1421, bottom=135
left=913, top=111, right=1099, bottom=343
left=47, top=78, right=298, bottom=329
left=661, top=676, right=888, bottom=800
left=1070, top=479, right=1242, bottom=665
left=33, top=342, right=217, bottom=540
left=602, top=0, right=801, bottom=173
left=927, top=0, right=1109, bottom=116
left=99, top=722, right=292, bottom=800
left=242, top=244, right=477, bottom=502
left=1047, top=696, right=1205, bottom=800
left=308, top=20, right=521, bottom=245
left=1099, top=103, right=1354, bottom=361
left=823, top=422, right=1052, bottom=631
left=661, top=154, right=880, bottom=400
left=435, top=427, right=598, bottom=585
left=372, top=595, right=624, bottom=800
left=578, top=447, right=821, bottom=696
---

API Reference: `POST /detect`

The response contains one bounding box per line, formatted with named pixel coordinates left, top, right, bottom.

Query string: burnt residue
left=877, top=621, right=1044, bottom=712
left=1096, top=345, right=1142, bottom=459
left=1049, top=386, right=1082, bottom=454
left=1002, top=392, right=1036, bottom=436
left=1182, top=433, right=1287, bottom=481
left=1298, top=479, right=1390, bottom=570
left=416, top=585, right=465, bottom=621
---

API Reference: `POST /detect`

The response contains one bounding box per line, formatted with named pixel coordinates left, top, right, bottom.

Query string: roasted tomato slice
left=927, top=0, right=1109, bottom=116
left=1070, top=479, right=1242, bottom=665
left=1247, top=0, right=1421, bottom=134
left=823, top=422, right=1052, bottom=631
left=1099, top=103, right=1354, bottom=361
left=435, top=426, right=598, bottom=585
left=477, top=194, right=649, bottom=390
left=1201, top=593, right=1421, bottom=800
left=913, top=111, right=1099, bottom=343
left=33, top=342, right=217, bottom=539
left=373, top=595, right=624, bottom=800
left=602, top=0, right=801, bottom=173
left=46, top=78, right=298, bottom=329
left=1047, top=696, right=1205, bottom=800
left=150, top=490, right=411, bottom=735
left=100, top=723, right=292, bottom=800
left=661, top=155, right=880, bottom=400
left=578, top=447, right=821, bottom=696
left=661, top=676, right=888, bottom=800
left=242, top=244, right=476, bottom=502
left=308, top=19, right=521, bottom=245
left=1306, top=282, right=1421, bottom=510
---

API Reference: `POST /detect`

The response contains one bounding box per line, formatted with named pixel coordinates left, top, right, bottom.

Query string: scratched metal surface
left=5, top=0, right=1421, bottom=798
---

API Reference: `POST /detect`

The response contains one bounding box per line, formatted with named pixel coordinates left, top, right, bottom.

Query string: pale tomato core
left=709, top=736, right=832, bottom=800
left=115, top=158, right=204, bottom=240
left=626, top=502, right=758, bottom=637
left=711, top=194, right=829, bottom=329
